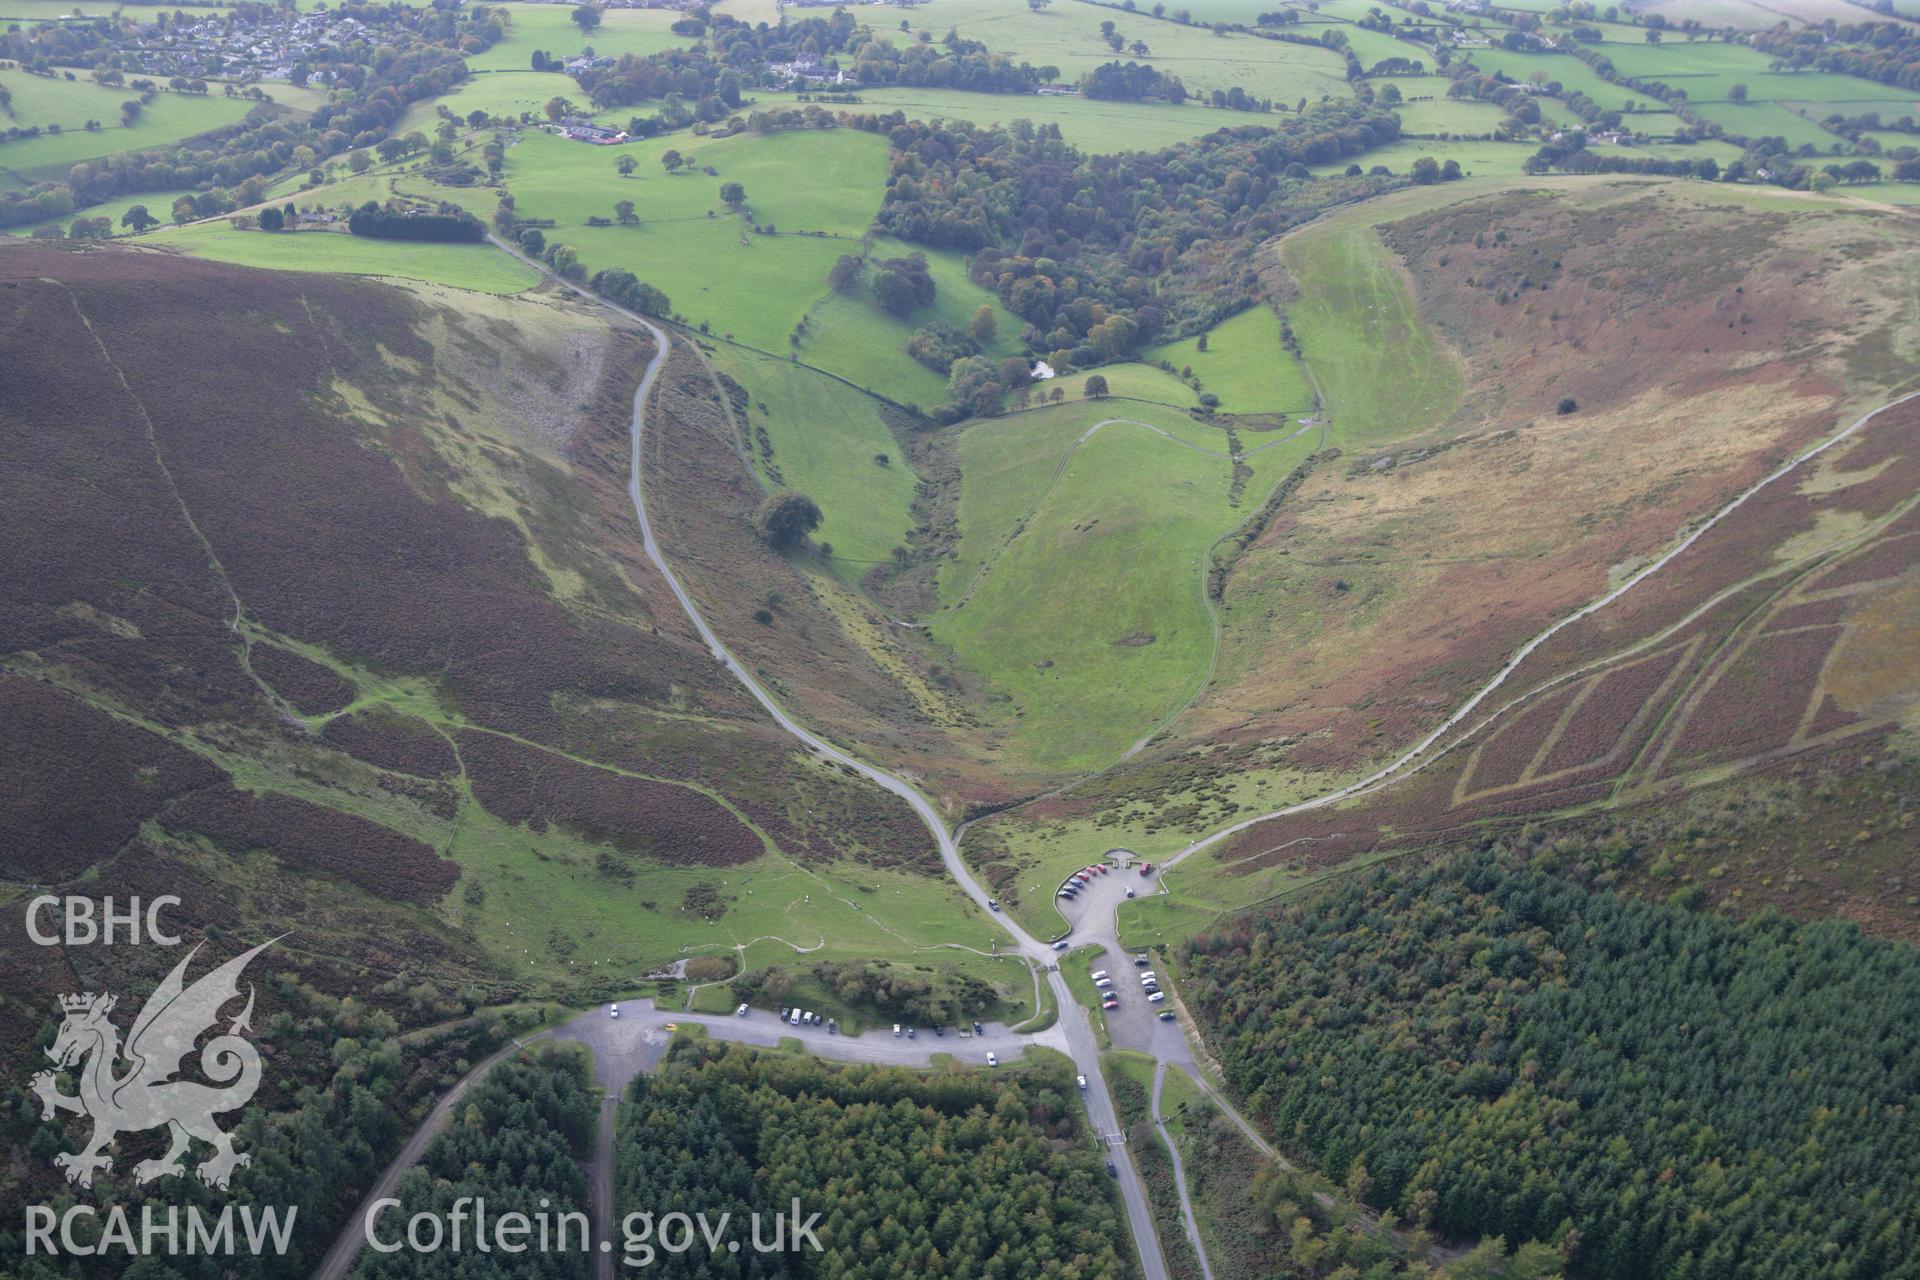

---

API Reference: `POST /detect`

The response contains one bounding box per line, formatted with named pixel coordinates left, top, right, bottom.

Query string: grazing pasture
left=1142, top=305, right=1310, bottom=414
left=464, top=3, right=695, bottom=73
left=712, top=343, right=921, bottom=573
left=0, top=80, right=252, bottom=180
left=794, top=236, right=1024, bottom=410
left=936, top=399, right=1304, bottom=771
left=147, top=220, right=539, bottom=293
left=1278, top=212, right=1461, bottom=443
left=767, top=86, right=1240, bottom=152
left=893, top=0, right=1354, bottom=103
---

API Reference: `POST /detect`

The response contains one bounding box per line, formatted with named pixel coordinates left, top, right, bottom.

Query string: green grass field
left=0, top=80, right=252, bottom=180
left=771, top=86, right=1243, bottom=153
left=1141, top=305, right=1309, bottom=413
left=794, top=236, right=1024, bottom=410
left=3, top=186, right=193, bottom=238
left=504, top=127, right=887, bottom=351
left=1280, top=212, right=1461, bottom=443
left=710, top=343, right=920, bottom=573
left=893, top=0, right=1354, bottom=104
left=933, top=400, right=1301, bottom=771
left=1693, top=100, right=1843, bottom=150
left=465, top=3, right=695, bottom=74
left=145, top=221, right=540, bottom=293
left=1390, top=96, right=1512, bottom=138
left=1309, top=136, right=1538, bottom=178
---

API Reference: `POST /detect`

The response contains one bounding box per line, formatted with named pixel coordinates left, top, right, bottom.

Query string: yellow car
left=663, top=1022, right=679, bottom=1032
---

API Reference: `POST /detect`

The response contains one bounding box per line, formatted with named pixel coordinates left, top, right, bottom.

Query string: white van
left=788, top=1008, right=801, bottom=1025
left=893, top=1023, right=902, bottom=1037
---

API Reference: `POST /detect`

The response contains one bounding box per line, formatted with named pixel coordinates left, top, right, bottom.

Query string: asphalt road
left=310, top=1032, right=552, bottom=1280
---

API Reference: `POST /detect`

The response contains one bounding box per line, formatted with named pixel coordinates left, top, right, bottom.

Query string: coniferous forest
left=616, top=1039, right=1132, bottom=1280
left=1182, top=854, right=1920, bottom=1280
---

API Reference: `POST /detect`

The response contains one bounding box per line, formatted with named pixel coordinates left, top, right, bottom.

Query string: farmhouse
left=555, top=116, right=629, bottom=144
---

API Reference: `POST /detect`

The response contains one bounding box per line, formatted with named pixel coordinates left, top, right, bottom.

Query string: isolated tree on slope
left=970, top=305, right=997, bottom=346
left=756, top=493, right=823, bottom=550
left=573, top=3, right=602, bottom=33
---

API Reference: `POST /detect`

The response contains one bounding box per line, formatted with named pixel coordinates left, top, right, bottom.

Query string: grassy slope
left=0, top=81, right=251, bottom=180
left=465, top=3, right=694, bottom=73
left=936, top=402, right=1303, bottom=772
left=891, top=0, right=1354, bottom=103
left=1280, top=214, right=1461, bottom=444
left=1141, top=305, right=1309, bottom=413
left=505, top=127, right=886, bottom=352
left=762, top=86, right=1242, bottom=153
left=146, top=221, right=540, bottom=293
left=711, top=343, right=920, bottom=571
left=796, top=236, right=1025, bottom=410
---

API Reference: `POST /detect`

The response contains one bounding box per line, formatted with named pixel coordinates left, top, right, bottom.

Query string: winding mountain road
left=354, top=244, right=1920, bottom=1280
left=478, top=239, right=1173, bottom=1280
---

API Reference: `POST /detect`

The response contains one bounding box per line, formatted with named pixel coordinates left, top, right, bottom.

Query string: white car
left=609, top=1003, right=619, bottom=1019
left=1125, top=887, right=1136, bottom=898
left=1148, top=991, right=1166, bottom=1003
left=893, top=1023, right=902, bottom=1037
left=1077, top=1074, right=1088, bottom=1089
left=736, top=1003, right=749, bottom=1017
left=1090, top=970, right=1109, bottom=981
left=1139, top=972, right=1157, bottom=983
left=1094, top=977, right=1112, bottom=989
left=986, top=1053, right=998, bottom=1067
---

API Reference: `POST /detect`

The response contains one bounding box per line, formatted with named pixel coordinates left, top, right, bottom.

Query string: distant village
left=68, top=7, right=370, bottom=82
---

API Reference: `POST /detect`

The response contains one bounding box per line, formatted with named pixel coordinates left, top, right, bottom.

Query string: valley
left=3, top=2, right=1918, bottom=1278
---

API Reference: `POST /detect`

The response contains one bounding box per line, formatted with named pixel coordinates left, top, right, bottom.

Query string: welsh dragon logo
left=31, top=938, right=278, bottom=1191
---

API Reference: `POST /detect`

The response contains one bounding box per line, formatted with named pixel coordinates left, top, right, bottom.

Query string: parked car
left=934, top=1025, right=945, bottom=1037
left=1077, top=1074, right=1088, bottom=1089
left=610, top=1004, right=619, bottom=1019
left=736, top=1003, right=750, bottom=1017
left=986, top=1053, right=998, bottom=1067
left=827, top=1019, right=838, bottom=1035
left=1107, top=1162, right=1118, bottom=1177
left=893, top=1024, right=902, bottom=1037
left=907, top=1027, right=916, bottom=1039
left=1139, top=972, right=1157, bottom=983
left=1091, top=970, right=1109, bottom=981
left=1094, top=978, right=1112, bottom=989
left=1125, top=887, right=1136, bottom=898
left=1148, top=992, right=1166, bottom=1003
left=1053, top=940, right=1069, bottom=952
left=1101, top=998, right=1119, bottom=1010
left=1139, top=862, right=1153, bottom=877
left=1133, top=956, right=1149, bottom=967
left=988, top=899, right=999, bottom=911
left=1158, top=1010, right=1177, bottom=1022
left=973, top=1021, right=984, bottom=1035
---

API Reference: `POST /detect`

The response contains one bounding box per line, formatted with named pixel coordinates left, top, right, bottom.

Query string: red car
left=1139, top=862, right=1153, bottom=877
